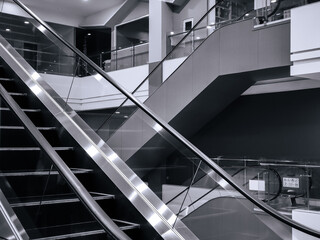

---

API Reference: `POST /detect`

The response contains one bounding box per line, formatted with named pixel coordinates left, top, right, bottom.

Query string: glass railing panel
left=89, top=43, right=149, bottom=73
left=0, top=12, right=76, bottom=76
left=255, top=0, right=311, bottom=25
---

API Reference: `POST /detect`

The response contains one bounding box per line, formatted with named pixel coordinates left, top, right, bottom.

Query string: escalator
left=0, top=1, right=197, bottom=239
left=0, top=0, right=320, bottom=239
left=0, top=63, right=148, bottom=239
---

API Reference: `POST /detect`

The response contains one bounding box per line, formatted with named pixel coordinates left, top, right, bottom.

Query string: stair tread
left=8, top=92, right=27, bottom=96
left=9, top=192, right=114, bottom=207
left=29, top=220, right=139, bottom=240
left=0, top=147, right=73, bottom=151
left=0, top=107, right=40, bottom=112
left=0, top=77, right=14, bottom=81
left=0, top=126, right=56, bottom=130
left=0, top=168, right=91, bottom=177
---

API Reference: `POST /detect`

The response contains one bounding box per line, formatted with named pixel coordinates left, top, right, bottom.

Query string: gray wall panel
left=257, top=23, right=291, bottom=69
left=107, top=19, right=291, bottom=162
left=220, top=20, right=259, bottom=75
left=191, top=30, right=221, bottom=97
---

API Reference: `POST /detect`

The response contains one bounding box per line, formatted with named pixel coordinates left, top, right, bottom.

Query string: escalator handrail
left=0, top=84, right=130, bottom=240
left=10, top=0, right=320, bottom=238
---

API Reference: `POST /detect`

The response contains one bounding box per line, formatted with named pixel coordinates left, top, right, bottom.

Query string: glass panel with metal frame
left=88, top=42, right=149, bottom=72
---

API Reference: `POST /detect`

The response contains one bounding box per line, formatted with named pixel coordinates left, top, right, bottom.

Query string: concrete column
left=149, top=0, right=173, bottom=63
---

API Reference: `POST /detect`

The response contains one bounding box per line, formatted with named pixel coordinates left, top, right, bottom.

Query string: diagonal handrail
left=9, top=0, right=320, bottom=238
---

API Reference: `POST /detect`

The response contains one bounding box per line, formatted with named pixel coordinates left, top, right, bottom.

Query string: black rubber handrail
left=10, top=0, right=320, bottom=238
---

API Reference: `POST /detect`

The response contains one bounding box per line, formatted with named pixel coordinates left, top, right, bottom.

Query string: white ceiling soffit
left=161, top=0, right=188, bottom=6
left=80, top=0, right=139, bottom=28
left=12, top=0, right=125, bottom=26
left=19, top=0, right=125, bottom=18
left=161, top=0, right=190, bottom=13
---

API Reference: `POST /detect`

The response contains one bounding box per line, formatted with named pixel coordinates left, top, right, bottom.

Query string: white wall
left=41, top=64, right=149, bottom=111
left=172, top=0, right=207, bottom=32
left=290, top=2, right=320, bottom=80
left=291, top=2, right=320, bottom=53
left=42, top=55, right=185, bottom=111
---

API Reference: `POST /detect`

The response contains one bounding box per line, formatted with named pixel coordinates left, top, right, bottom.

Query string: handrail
left=10, top=0, right=320, bottom=238
left=0, top=84, right=130, bottom=240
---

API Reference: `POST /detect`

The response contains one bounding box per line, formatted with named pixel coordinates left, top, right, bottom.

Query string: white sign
left=249, top=180, right=266, bottom=191
left=283, top=177, right=299, bottom=188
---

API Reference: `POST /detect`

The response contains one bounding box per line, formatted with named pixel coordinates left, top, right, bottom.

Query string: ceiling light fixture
left=87, top=33, right=91, bottom=36
left=24, top=21, right=29, bottom=24
left=5, top=28, right=10, bottom=32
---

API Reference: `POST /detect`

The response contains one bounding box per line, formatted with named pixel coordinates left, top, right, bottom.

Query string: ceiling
left=19, top=0, right=126, bottom=18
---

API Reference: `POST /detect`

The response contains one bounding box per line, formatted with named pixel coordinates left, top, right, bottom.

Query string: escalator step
left=0, top=77, right=14, bottom=81
left=0, top=147, right=73, bottom=151
left=8, top=92, right=27, bottom=96
left=28, top=219, right=140, bottom=240
left=0, top=168, right=92, bottom=177
left=9, top=192, right=114, bottom=208
left=27, top=221, right=105, bottom=240
left=0, top=126, right=56, bottom=131
left=0, top=107, right=41, bottom=112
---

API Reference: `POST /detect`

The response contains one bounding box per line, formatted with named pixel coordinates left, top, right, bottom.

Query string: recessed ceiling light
left=87, top=33, right=91, bottom=36
left=170, top=31, right=174, bottom=35
left=196, top=37, right=200, bottom=40
left=24, top=21, right=30, bottom=24
left=245, top=13, right=250, bottom=16
left=124, top=115, right=128, bottom=118
left=5, top=28, right=11, bottom=32
left=206, top=25, right=212, bottom=29
left=115, top=111, right=120, bottom=114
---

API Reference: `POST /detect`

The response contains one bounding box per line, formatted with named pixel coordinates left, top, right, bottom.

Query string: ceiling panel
left=19, top=0, right=126, bottom=18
